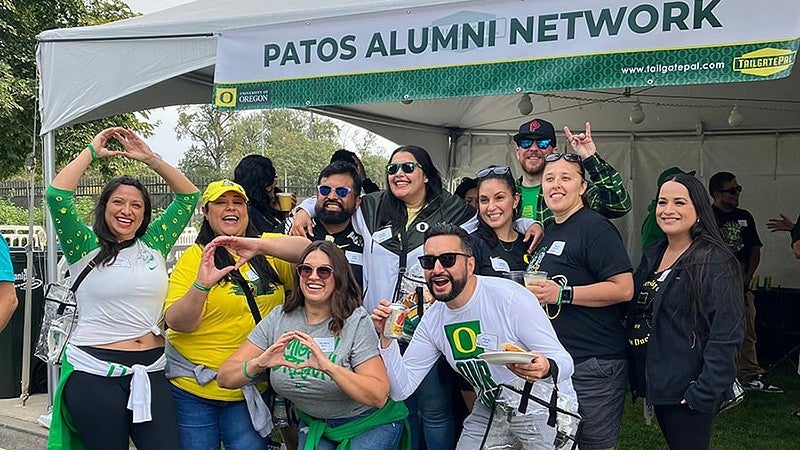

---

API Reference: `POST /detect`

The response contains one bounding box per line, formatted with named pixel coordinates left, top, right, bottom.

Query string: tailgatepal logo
left=733, top=48, right=796, bottom=77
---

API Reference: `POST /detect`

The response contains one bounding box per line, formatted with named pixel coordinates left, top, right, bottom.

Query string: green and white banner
left=213, top=0, right=800, bottom=110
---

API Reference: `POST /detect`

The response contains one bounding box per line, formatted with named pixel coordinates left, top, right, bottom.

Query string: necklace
left=499, top=238, right=516, bottom=253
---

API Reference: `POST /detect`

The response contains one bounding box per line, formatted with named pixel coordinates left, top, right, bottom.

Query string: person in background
left=512, top=118, right=631, bottom=228
left=766, top=213, right=800, bottom=258
left=526, top=153, right=633, bottom=450
left=164, top=180, right=308, bottom=450
left=217, top=240, right=408, bottom=450
left=371, top=224, right=576, bottom=449
left=453, top=177, right=478, bottom=210
left=286, top=161, right=365, bottom=291
left=0, top=237, right=17, bottom=333
left=629, top=173, right=743, bottom=449
left=641, top=167, right=695, bottom=248
left=234, top=155, right=289, bottom=234
left=331, top=149, right=381, bottom=194
left=709, top=171, right=781, bottom=393
left=46, top=127, right=199, bottom=450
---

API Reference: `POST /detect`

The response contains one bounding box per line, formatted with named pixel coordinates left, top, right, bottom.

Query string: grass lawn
left=617, top=362, right=800, bottom=448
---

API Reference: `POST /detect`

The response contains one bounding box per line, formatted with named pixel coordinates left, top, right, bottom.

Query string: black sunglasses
left=720, top=186, right=742, bottom=194
left=418, top=252, right=471, bottom=270
left=386, top=162, right=422, bottom=175
left=317, top=185, right=352, bottom=198
left=296, top=264, right=333, bottom=280
left=544, top=153, right=582, bottom=163
left=476, top=166, right=511, bottom=179
left=517, top=138, right=552, bottom=150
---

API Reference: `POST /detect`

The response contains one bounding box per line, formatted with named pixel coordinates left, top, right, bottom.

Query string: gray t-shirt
left=248, top=305, right=381, bottom=419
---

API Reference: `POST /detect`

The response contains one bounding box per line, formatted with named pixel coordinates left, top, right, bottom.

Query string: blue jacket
left=634, top=239, right=744, bottom=413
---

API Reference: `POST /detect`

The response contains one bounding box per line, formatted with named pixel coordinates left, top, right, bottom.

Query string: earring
left=424, top=178, right=428, bottom=183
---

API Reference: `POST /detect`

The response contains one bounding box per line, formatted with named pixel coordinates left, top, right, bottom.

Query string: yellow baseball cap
left=202, top=179, right=249, bottom=204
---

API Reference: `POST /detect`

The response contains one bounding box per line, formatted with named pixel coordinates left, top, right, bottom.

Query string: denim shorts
left=572, top=357, right=628, bottom=449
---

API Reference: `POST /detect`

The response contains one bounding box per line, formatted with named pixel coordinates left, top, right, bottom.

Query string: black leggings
left=62, top=347, right=180, bottom=450
left=654, top=404, right=715, bottom=450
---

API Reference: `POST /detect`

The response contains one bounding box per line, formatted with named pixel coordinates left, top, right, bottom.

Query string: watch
left=560, top=286, right=573, bottom=304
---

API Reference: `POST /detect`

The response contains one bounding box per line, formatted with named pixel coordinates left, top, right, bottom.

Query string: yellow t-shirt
left=165, top=233, right=294, bottom=401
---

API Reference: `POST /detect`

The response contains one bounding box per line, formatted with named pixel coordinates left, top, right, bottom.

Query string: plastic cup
left=276, top=192, right=293, bottom=212
left=524, top=271, right=548, bottom=287
left=502, top=270, right=526, bottom=286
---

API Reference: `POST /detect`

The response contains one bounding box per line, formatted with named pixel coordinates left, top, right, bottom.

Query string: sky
left=124, top=0, right=394, bottom=166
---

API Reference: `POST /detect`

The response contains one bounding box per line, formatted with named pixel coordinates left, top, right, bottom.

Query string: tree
left=0, top=0, right=152, bottom=180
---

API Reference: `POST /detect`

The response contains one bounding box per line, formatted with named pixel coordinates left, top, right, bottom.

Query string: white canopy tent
left=37, top=0, right=800, bottom=288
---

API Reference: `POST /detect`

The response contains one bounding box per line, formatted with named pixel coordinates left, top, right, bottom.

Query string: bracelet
left=556, top=286, right=563, bottom=306
left=242, top=360, right=257, bottom=380
left=87, top=143, right=97, bottom=162
left=192, top=281, right=211, bottom=292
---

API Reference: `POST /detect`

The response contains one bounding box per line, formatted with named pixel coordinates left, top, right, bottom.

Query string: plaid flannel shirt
left=518, top=154, right=631, bottom=227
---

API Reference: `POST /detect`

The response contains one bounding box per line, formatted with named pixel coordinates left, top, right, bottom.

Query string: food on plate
left=501, top=342, right=527, bottom=353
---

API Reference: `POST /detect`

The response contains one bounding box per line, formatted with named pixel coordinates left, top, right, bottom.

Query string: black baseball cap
left=512, top=118, right=557, bottom=147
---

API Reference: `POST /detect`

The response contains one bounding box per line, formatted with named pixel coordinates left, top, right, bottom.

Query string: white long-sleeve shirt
left=380, top=275, right=575, bottom=409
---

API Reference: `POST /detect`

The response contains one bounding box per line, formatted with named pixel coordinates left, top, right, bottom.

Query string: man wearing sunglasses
left=512, top=118, right=631, bottom=227
left=371, top=223, right=576, bottom=448
left=709, top=172, right=780, bottom=393
left=286, top=161, right=365, bottom=290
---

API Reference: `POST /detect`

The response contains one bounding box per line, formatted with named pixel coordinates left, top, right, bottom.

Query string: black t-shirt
left=528, top=207, right=632, bottom=362
left=471, top=233, right=530, bottom=276
left=712, top=206, right=762, bottom=273
left=310, top=221, right=364, bottom=292
left=627, top=269, right=665, bottom=397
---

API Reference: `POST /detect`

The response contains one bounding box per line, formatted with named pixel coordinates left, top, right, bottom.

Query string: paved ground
left=0, top=393, right=49, bottom=450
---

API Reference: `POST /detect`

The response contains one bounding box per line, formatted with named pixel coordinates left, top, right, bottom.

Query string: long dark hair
left=377, top=145, right=443, bottom=229
left=283, top=241, right=361, bottom=335
left=195, top=207, right=281, bottom=289
left=92, top=176, right=152, bottom=266
left=475, top=168, right=519, bottom=248
left=233, top=155, right=284, bottom=233
left=661, top=173, right=742, bottom=327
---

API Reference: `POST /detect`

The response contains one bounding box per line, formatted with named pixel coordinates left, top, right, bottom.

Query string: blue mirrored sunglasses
left=517, top=138, right=552, bottom=150
left=317, top=185, right=352, bottom=198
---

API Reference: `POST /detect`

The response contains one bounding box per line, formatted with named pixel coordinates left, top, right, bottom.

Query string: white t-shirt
left=381, top=275, right=576, bottom=408
left=70, top=241, right=168, bottom=346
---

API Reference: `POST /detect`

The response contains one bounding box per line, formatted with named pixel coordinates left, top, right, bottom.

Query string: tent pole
left=43, top=131, right=58, bottom=409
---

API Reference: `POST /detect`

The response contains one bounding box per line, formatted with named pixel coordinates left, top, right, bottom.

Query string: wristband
left=242, top=360, right=257, bottom=380
left=192, top=281, right=211, bottom=292
left=561, top=286, right=573, bottom=304
left=556, top=286, right=563, bottom=306
left=87, top=143, right=97, bottom=162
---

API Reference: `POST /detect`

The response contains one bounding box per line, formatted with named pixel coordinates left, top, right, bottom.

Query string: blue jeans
left=404, top=361, right=456, bottom=450
left=297, top=408, right=403, bottom=450
left=170, top=384, right=271, bottom=450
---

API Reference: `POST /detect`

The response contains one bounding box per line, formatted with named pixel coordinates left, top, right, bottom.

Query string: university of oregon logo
left=445, top=321, right=484, bottom=360
left=215, top=87, right=238, bottom=107
left=733, top=48, right=796, bottom=77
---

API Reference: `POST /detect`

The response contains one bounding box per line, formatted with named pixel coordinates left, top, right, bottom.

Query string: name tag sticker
left=372, top=227, right=392, bottom=244
left=245, top=267, right=259, bottom=281
left=657, top=269, right=672, bottom=282
left=476, top=333, right=499, bottom=351
left=315, top=337, right=336, bottom=353
left=491, top=257, right=511, bottom=273
left=345, top=250, right=363, bottom=265
left=547, top=241, right=566, bottom=256
left=111, top=257, right=132, bottom=268
left=738, top=220, right=748, bottom=227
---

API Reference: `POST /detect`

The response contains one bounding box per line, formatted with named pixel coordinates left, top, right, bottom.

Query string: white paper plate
left=478, top=351, right=537, bottom=365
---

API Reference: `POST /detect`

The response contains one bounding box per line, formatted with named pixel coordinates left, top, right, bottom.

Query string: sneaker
left=743, top=374, right=783, bottom=393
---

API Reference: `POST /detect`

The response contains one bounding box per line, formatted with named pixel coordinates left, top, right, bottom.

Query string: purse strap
left=69, top=255, right=102, bottom=293
left=233, top=275, right=262, bottom=324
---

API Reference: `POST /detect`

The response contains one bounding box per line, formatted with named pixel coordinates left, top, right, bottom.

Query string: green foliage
left=0, top=0, right=150, bottom=180
left=0, top=197, right=43, bottom=226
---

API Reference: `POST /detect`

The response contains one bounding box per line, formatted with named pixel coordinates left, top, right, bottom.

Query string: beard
left=315, top=202, right=353, bottom=225
left=426, top=272, right=468, bottom=303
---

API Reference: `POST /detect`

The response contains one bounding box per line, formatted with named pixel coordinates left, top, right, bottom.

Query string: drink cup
left=502, top=270, right=526, bottom=286
left=276, top=192, right=293, bottom=212
left=383, top=303, right=408, bottom=339
left=524, top=271, right=548, bottom=287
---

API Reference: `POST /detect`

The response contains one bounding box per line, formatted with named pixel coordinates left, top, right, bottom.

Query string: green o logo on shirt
left=445, top=321, right=483, bottom=360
